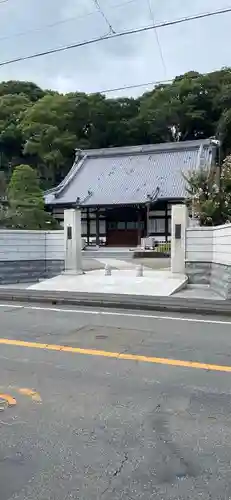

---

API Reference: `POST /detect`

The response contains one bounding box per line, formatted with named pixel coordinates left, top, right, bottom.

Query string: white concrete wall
left=186, top=227, right=213, bottom=262
left=213, top=224, right=231, bottom=265
left=186, top=223, right=231, bottom=264
left=45, top=231, right=64, bottom=260
left=0, top=230, right=64, bottom=261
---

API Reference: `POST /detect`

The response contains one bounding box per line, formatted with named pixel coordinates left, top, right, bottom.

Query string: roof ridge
left=80, top=139, right=212, bottom=159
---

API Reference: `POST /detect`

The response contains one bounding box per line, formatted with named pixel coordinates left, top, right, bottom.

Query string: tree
left=138, top=72, right=224, bottom=143
left=4, top=164, right=59, bottom=229
left=0, top=170, right=7, bottom=201
left=84, top=94, right=140, bottom=147
left=185, top=156, right=231, bottom=226
left=217, top=108, right=231, bottom=156
left=66, top=92, right=140, bottom=149
left=19, top=94, right=77, bottom=188
left=0, top=80, right=44, bottom=102
left=0, top=93, right=32, bottom=179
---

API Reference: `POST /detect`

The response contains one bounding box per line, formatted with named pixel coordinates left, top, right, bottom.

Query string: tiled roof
left=45, top=139, right=215, bottom=207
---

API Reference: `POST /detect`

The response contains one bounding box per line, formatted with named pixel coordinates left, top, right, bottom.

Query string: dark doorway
left=107, top=228, right=139, bottom=246
left=106, top=219, right=144, bottom=247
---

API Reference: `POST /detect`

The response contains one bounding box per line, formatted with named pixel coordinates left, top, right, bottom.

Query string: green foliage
left=19, top=94, right=77, bottom=187
left=1, top=70, right=231, bottom=190
left=8, top=164, right=44, bottom=208
left=4, top=164, right=59, bottom=229
left=0, top=170, right=6, bottom=200
left=0, top=93, right=31, bottom=171
left=185, top=155, right=231, bottom=226
left=0, top=80, right=45, bottom=101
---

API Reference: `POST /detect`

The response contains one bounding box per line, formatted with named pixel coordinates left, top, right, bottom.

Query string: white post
left=104, top=264, right=112, bottom=276
left=136, top=264, right=143, bottom=277
left=171, top=205, right=188, bottom=274
left=63, top=209, right=83, bottom=275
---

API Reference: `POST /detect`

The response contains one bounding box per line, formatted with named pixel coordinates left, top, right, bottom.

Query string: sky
left=0, top=0, right=230, bottom=97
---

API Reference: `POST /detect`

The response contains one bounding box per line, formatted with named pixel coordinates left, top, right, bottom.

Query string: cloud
left=0, top=0, right=230, bottom=97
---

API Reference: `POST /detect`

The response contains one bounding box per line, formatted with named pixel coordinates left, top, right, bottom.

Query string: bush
left=184, top=157, right=231, bottom=226
left=1, top=164, right=59, bottom=229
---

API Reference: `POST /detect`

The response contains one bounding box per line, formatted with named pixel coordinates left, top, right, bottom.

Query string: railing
left=154, top=242, right=171, bottom=255
left=140, top=237, right=171, bottom=255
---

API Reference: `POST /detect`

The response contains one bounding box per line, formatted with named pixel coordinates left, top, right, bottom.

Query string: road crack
left=101, top=453, right=129, bottom=497
left=112, top=453, right=128, bottom=477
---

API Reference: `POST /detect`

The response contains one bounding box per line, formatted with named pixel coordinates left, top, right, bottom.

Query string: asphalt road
left=1, top=303, right=231, bottom=499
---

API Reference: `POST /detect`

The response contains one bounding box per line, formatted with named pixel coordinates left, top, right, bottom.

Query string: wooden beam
left=86, top=208, right=90, bottom=246
left=96, top=208, right=100, bottom=246
left=165, top=202, right=168, bottom=242
left=137, top=207, right=142, bottom=247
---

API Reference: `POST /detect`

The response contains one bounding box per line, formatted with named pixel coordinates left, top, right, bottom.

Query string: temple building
left=45, top=139, right=215, bottom=246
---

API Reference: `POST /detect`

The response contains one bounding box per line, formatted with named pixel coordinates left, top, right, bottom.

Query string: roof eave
left=46, top=195, right=186, bottom=209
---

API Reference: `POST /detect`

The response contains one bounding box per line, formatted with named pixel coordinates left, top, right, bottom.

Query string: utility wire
left=0, top=0, right=137, bottom=43
left=0, top=10, right=97, bottom=42
left=98, top=78, right=172, bottom=94
left=98, top=66, right=231, bottom=94
left=0, top=7, right=230, bottom=68
left=92, top=0, right=116, bottom=34
left=146, top=0, right=167, bottom=77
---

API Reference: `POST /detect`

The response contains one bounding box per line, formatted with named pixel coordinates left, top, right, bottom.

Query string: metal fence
left=154, top=242, right=171, bottom=255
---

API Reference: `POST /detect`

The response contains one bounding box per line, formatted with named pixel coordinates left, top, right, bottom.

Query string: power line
left=0, top=6, right=230, bottom=68
left=92, top=0, right=116, bottom=34
left=146, top=0, right=167, bottom=77
left=98, top=66, right=231, bottom=94
left=0, top=0, right=137, bottom=42
left=0, top=11, right=96, bottom=42
left=98, top=78, right=172, bottom=94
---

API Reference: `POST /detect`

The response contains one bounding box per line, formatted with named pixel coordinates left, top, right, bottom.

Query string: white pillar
left=136, top=264, right=143, bottom=277
left=64, top=209, right=83, bottom=275
left=171, top=205, right=188, bottom=274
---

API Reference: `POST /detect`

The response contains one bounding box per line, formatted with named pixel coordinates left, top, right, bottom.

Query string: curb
left=169, top=276, right=188, bottom=296
left=0, top=289, right=230, bottom=316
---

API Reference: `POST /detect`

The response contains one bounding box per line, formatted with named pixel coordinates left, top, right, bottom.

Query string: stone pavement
left=89, top=256, right=170, bottom=271
left=29, top=269, right=187, bottom=297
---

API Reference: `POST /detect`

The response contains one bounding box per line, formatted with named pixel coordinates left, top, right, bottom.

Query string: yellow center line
left=0, top=393, right=17, bottom=407
left=0, top=337, right=231, bottom=373
left=0, top=385, right=42, bottom=403
left=18, top=388, right=42, bottom=403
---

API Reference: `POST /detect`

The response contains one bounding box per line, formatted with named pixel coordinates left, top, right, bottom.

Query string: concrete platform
left=28, top=269, right=187, bottom=297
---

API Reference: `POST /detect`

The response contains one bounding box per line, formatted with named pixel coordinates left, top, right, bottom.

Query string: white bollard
left=136, top=264, right=143, bottom=277
left=105, top=264, right=112, bottom=276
